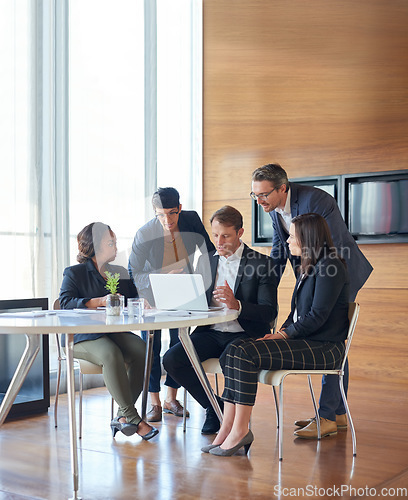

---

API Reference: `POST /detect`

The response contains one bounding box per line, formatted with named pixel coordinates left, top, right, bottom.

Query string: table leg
left=177, top=327, right=223, bottom=422
left=141, top=330, right=154, bottom=420
left=66, top=333, right=81, bottom=500
left=0, top=334, right=41, bottom=426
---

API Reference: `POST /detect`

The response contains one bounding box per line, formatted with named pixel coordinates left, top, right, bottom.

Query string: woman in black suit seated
left=203, top=213, right=349, bottom=456
left=59, top=222, right=158, bottom=440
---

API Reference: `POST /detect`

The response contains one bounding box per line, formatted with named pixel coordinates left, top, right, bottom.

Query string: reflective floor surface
left=0, top=375, right=407, bottom=499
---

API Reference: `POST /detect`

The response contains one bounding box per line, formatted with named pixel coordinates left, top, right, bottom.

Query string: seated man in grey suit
left=251, top=163, right=373, bottom=438
left=163, top=205, right=278, bottom=434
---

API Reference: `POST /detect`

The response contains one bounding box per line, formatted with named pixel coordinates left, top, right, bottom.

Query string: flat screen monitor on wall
left=252, top=176, right=341, bottom=247
left=345, top=170, right=408, bottom=244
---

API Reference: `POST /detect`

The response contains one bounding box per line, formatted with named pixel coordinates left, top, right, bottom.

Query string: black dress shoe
left=201, top=406, right=220, bottom=434
left=201, top=397, right=224, bottom=435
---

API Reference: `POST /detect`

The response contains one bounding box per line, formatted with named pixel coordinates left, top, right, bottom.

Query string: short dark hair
left=252, top=163, right=289, bottom=192
left=291, top=213, right=339, bottom=274
left=152, top=187, right=180, bottom=209
left=210, top=205, right=243, bottom=232
left=76, top=222, right=113, bottom=263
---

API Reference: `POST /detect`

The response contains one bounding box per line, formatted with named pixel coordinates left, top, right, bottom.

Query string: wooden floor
left=0, top=375, right=407, bottom=500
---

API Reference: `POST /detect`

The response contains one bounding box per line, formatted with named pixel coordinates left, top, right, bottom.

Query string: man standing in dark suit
left=251, top=163, right=373, bottom=438
left=163, top=205, right=278, bottom=434
left=128, top=187, right=215, bottom=422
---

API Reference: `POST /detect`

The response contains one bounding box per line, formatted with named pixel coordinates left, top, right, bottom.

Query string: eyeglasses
left=155, top=209, right=180, bottom=220
left=249, top=188, right=277, bottom=201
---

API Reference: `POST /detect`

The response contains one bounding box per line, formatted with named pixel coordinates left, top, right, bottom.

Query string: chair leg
left=339, top=374, right=357, bottom=457
left=308, top=375, right=321, bottom=439
left=79, top=372, right=83, bottom=439
left=54, top=359, right=62, bottom=428
left=214, top=373, right=219, bottom=396
left=182, top=387, right=187, bottom=432
left=278, top=383, right=284, bottom=461
left=272, top=386, right=279, bottom=429
left=111, top=398, right=114, bottom=420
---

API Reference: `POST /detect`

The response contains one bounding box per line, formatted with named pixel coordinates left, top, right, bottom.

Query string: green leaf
left=104, top=271, right=120, bottom=294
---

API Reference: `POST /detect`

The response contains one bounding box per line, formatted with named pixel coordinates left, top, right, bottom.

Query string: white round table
left=0, top=308, right=238, bottom=500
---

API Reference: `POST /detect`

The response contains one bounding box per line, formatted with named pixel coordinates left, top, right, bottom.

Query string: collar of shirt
left=275, top=187, right=292, bottom=232
left=275, top=187, right=291, bottom=217
left=214, top=241, right=244, bottom=262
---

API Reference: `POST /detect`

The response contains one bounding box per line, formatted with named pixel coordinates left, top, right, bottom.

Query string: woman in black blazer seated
left=203, top=213, right=349, bottom=456
left=59, top=222, right=158, bottom=440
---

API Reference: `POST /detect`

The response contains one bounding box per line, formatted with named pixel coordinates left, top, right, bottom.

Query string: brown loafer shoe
left=146, top=405, right=162, bottom=422
left=294, top=417, right=337, bottom=439
left=163, top=399, right=190, bottom=418
left=294, top=417, right=316, bottom=428
left=335, top=413, right=348, bottom=429
left=295, top=414, right=348, bottom=429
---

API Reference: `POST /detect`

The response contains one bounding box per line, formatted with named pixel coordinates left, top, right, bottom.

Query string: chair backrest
left=52, top=298, right=103, bottom=375
left=201, top=357, right=223, bottom=374
left=340, top=302, right=360, bottom=372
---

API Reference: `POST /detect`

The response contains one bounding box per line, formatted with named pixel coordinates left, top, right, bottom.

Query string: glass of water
left=127, top=298, right=144, bottom=319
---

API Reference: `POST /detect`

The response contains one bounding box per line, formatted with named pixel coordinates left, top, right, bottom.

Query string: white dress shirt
left=210, top=242, right=244, bottom=332
left=293, top=273, right=306, bottom=324
left=275, top=187, right=292, bottom=233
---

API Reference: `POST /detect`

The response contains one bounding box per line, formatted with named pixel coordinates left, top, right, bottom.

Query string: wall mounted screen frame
left=252, top=175, right=341, bottom=247
left=344, top=169, right=408, bottom=244
left=252, top=170, right=408, bottom=246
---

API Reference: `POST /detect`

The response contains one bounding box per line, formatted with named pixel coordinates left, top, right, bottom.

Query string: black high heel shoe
left=111, top=417, right=137, bottom=437
left=209, top=430, right=254, bottom=456
left=140, top=424, right=159, bottom=441
left=111, top=417, right=159, bottom=440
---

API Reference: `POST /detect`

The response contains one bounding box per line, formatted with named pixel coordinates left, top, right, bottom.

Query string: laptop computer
left=149, top=274, right=223, bottom=312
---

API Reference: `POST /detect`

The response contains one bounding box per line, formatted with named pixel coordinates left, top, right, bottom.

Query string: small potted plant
left=105, top=271, right=121, bottom=316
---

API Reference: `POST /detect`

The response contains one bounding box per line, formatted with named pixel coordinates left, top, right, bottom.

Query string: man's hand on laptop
left=168, top=268, right=185, bottom=274
left=212, top=280, right=240, bottom=310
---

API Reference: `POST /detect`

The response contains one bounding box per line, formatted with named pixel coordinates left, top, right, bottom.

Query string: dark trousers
left=163, top=328, right=248, bottom=409
left=142, top=328, right=180, bottom=393
left=319, top=359, right=349, bottom=421
left=318, top=289, right=356, bottom=420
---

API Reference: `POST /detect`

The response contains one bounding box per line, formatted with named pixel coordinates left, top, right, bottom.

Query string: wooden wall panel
left=203, top=0, right=408, bottom=201
left=202, top=0, right=408, bottom=383
left=349, top=289, right=408, bottom=385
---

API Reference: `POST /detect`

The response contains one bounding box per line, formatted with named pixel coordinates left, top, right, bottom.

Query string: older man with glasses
left=128, top=187, right=215, bottom=423
left=250, top=163, right=373, bottom=439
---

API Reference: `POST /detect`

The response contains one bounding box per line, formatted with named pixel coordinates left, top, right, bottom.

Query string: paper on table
left=0, top=311, right=53, bottom=318
left=146, top=309, right=209, bottom=318
left=73, top=309, right=103, bottom=314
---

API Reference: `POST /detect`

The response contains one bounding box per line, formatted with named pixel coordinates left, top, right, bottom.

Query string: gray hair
left=252, top=163, right=289, bottom=192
